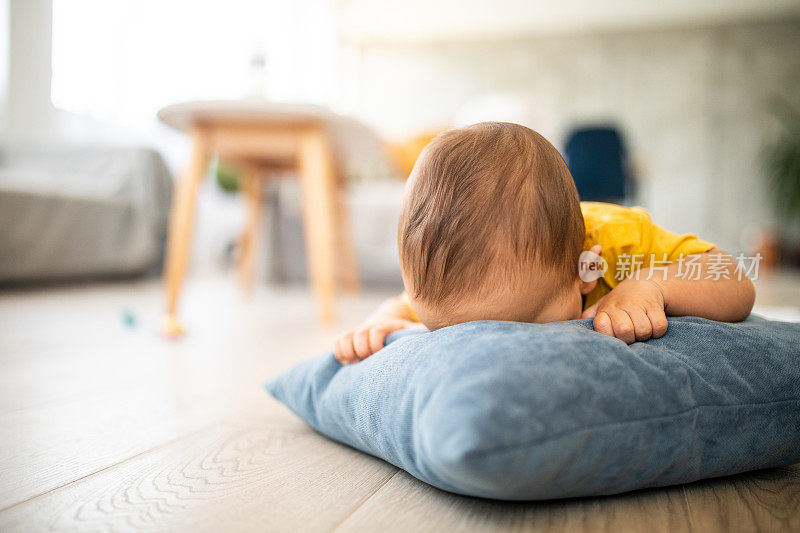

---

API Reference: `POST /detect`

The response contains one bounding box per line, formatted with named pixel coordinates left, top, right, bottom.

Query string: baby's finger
left=333, top=337, right=344, bottom=362
left=627, top=307, right=652, bottom=342
left=647, top=307, right=669, bottom=338
left=336, top=333, right=357, bottom=364
left=593, top=311, right=614, bottom=337
left=353, top=328, right=372, bottom=360
left=368, top=326, right=391, bottom=354
left=609, top=309, right=636, bottom=344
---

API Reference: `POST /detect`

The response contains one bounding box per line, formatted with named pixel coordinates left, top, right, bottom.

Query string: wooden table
left=157, top=100, right=359, bottom=329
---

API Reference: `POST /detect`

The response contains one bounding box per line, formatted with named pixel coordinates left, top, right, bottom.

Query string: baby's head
left=398, top=122, right=597, bottom=330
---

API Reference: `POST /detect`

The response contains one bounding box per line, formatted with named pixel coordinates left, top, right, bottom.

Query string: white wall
left=0, top=0, right=8, bottom=118
left=348, top=20, right=800, bottom=251
left=339, top=0, right=800, bottom=43
left=3, top=0, right=54, bottom=138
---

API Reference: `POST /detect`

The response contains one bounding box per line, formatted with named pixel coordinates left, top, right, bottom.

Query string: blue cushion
left=265, top=316, right=800, bottom=500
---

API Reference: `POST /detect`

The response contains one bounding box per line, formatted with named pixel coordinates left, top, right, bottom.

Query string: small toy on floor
left=161, top=314, right=185, bottom=338
left=121, top=308, right=138, bottom=329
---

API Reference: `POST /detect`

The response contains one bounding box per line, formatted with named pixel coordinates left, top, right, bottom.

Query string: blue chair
left=564, top=126, right=631, bottom=203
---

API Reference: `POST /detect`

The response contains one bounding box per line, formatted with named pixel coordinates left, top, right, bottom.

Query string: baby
left=334, top=122, right=755, bottom=364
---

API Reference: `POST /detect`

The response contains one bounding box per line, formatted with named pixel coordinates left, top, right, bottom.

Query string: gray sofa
left=0, top=145, right=172, bottom=281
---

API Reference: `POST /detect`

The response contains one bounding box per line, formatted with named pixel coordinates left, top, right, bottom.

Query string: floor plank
left=682, top=464, right=800, bottom=532
left=336, top=465, right=800, bottom=533
left=0, top=381, right=259, bottom=509
left=0, top=412, right=398, bottom=532
left=335, top=470, right=694, bottom=533
left=0, top=279, right=389, bottom=510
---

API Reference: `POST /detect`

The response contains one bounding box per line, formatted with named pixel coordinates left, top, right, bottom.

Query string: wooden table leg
left=299, top=128, right=338, bottom=324
left=237, top=166, right=263, bottom=291
left=335, top=180, right=360, bottom=294
left=162, top=128, right=209, bottom=335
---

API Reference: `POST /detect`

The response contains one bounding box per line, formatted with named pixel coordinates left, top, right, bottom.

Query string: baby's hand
left=581, top=278, right=669, bottom=344
left=334, top=318, right=422, bottom=364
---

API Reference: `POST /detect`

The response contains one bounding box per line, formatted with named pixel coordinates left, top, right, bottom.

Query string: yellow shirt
left=404, top=202, right=714, bottom=319
left=580, top=202, right=714, bottom=309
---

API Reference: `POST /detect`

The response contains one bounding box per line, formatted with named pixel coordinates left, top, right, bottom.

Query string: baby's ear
left=578, top=245, right=606, bottom=285
left=579, top=278, right=598, bottom=295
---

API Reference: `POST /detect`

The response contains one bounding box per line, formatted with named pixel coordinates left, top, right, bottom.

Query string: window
left=51, top=0, right=339, bottom=124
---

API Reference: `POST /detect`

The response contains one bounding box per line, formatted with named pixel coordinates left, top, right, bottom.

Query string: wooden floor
left=0, top=275, right=798, bottom=532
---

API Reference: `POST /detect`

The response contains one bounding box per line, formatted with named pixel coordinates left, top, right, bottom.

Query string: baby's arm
left=583, top=248, right=755, bottom=344
left=334, top=293, right=425, bottom=364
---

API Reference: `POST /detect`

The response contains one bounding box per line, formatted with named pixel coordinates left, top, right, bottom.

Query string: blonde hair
left=398, top=122, right=584, bottom=308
